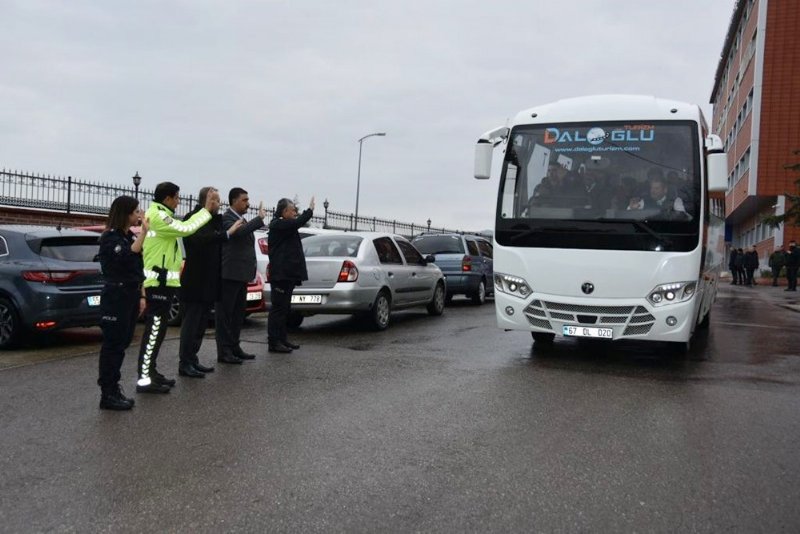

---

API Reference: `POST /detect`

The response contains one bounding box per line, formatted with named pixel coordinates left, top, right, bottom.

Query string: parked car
left=411, top=233, right=494, bottom=304
left=262, top=232, right=446, bottom=330
left=76, top=225, right=265, bottom=325
left=255, top=226, right=348, bottom=282
left=0, top=225, right=106, bottom=348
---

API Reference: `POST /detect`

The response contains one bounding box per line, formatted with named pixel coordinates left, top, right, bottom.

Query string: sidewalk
left=718, top=277, right=800, bottom=313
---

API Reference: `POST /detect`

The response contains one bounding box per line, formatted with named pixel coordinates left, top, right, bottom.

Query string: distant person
left=785, top=240, right=799, bottom=291
left=96, top=196, right=147, bottom=410
left=744, top=246, right=759, bottom=286
left=216, top=187, right=267, bottom=364
left=267, top=197, right=315, bottom=353
left=729, top=248, right=741, bottom=285
left=136, top=182, right=217, bottom=394
left=178, top=187, right=244, bottom=378
left=734, top=247, right=746, bottom=287
left=768, top=246, right=785, bottom=287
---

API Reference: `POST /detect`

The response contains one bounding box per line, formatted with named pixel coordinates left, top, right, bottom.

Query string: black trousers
left=137, top=286, right=175, bottom=385
left=216, top=279, right=247, bottom=358
left=179, top=301, right=212, bottom=365
left=98, top=284, right=139, bottom=390
left=787, top=266, right=799, bottom=290
left=745, top=268, right=756, bottom=286
left=268, top=280, right=295, bottom=346
left=772, top=268, right=781, bottom=285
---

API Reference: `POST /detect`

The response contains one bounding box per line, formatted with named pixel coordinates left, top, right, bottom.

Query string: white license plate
left=291, top=294, right=322, bottom=304
left=562, top=325, right=613, bottom=339
left=87, top=295, right=101, bottom=307
left=246, top=292, right=261, bottom=301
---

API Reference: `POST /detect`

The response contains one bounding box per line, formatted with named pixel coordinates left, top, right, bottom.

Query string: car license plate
left=246, top=292, right=261, bottom=301
left=87, top=295, right=101, bottom=307
left=562, top=325, right=613, bottom=339
left=291, top=294, right=322, bottom=304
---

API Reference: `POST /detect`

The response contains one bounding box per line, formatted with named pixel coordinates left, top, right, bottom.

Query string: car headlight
left=494, top=273, right=532, bottom=299
left=647, top=281, right=697, bottom=307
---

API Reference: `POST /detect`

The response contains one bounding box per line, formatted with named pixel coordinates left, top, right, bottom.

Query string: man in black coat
left=729, top=248, right=740, bottom=285
left=267, top=197, right=314, bottom=353
left=178, top=187, right=243, bottom=377
left=217, top=187, right=267, bottom=363
left=743, top=245, right=760, bottom=286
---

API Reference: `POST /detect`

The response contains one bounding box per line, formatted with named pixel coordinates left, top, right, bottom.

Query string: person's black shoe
left=114, top=385, right=135, bottom=406
left=234, top=351, right=256, bottom=360
left=179, top=363, right=205, bottom=378
left=99, top=386, right=134, bottom=411
left=194, top=362, right=215, bottom=373
left=152, top=371, right=176, bottom=388
left=283, top=340, right=300, bottom=350
left=136, top=382, right=171, bottom=394
left=218, top=354, right=243, bottom=364
left=268, top=343, right=293, bottom=354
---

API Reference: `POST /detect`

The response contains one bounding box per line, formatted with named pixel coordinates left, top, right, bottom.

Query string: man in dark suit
left=217, top=188, right=267, bottom=363
left=178, top=187, right=244, bottom=377
left=267, top=196, right=314, bottom=353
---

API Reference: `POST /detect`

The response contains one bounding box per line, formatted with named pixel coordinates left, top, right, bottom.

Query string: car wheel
left=370, top=290, right=391, bottom=331
left=287, top=312, right=304, bottom=329
left=166, top=293, right=183, bottom=326
left=531, top=332, right=555, bottom=344
left=0, top=297, right=21, bottom=349
left=427, top=283, right=445, bottom=316
left=471, top=279, right=487, bottom=305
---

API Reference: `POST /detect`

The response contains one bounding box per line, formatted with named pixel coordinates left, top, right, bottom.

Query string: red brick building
left=710, top=0, right=800, bottom=267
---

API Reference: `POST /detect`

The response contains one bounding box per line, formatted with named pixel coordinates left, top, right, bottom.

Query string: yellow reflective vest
left=142, top=202, right=212, bottom=288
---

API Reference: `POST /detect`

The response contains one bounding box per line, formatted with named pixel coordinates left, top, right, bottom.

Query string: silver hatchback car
left=263, top=232, right=446, bottom=330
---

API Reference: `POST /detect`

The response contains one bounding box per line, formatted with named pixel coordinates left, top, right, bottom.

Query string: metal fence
left=0, top=168, right=474, bottom=237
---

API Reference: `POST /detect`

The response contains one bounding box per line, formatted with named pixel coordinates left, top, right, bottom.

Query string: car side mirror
left=425, top=254, right=436, bottom=264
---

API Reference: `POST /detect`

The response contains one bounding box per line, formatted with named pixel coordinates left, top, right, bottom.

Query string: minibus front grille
left=525, top=300, right=656, bottom=337
left=526, top=317, right=552, bottom=330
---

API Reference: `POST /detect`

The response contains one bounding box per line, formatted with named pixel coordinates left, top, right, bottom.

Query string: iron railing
left=0, top=168, right=473, bottom=238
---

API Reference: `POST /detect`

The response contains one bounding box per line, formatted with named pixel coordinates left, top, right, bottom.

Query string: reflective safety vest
left=142, top=202, right=212, bottom=288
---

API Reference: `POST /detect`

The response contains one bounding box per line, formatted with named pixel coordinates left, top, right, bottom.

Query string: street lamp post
left=355, top=132, right=386, bottom=230
left=132, top=171, right=142, bottom=200
left=323, top=198, right=329, bottom=228
left=427, top=218, right=431, bottom=232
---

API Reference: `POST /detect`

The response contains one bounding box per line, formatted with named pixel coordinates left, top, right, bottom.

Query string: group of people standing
left=96, top=182, right=314, bottom=411
left=728, top=240, right=799, bottom=290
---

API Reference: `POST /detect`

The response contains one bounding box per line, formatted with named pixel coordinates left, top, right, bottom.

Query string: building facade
left=710, top=0, right=800, bottom=267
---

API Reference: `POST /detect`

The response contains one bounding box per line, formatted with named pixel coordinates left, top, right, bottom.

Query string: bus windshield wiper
left=507, top=225, right=602, bottom=244
left=592, top=218, right=673, bottom=249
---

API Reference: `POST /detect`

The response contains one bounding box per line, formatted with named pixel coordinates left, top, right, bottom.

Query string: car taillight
left=22, top=270, right=84, bottom=283
left=461, top=255, right=472, bottom=272
left=337, top=260, right=358, bottom=283
left=258, top=238, right=269, bottom=255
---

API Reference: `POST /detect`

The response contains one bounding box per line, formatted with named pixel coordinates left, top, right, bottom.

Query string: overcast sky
left=1, top=0, right=734, bottom=231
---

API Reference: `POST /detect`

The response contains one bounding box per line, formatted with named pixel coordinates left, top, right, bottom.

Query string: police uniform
left=136, top=201, right=211, bottom=392
left=97, top=229, right=144, bottom=407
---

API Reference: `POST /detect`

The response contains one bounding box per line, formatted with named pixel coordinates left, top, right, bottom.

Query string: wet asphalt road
left=1, top=286, right=799, bottom=533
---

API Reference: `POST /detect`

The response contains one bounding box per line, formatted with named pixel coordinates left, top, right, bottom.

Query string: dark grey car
left=0, top=225, right=105, bottom=348
left=411, top=233, right=494, bottom=305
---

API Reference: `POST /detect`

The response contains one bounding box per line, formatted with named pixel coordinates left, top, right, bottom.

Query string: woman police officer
left=96, top=195, right=148, bottom=410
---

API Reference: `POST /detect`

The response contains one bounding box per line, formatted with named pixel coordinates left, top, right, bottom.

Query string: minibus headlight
left=647, top=281, right=697, bottom=307
left=494, top=273, right=532, bottom=299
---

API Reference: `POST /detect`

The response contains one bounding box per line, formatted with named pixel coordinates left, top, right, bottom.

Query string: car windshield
left=302, top=235, right=363, bottom=257
left=33, top=236, right=100, bottom=262
left=412, top=235, right=464, bottom=255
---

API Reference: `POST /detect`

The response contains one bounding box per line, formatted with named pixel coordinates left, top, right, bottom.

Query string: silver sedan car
left=262, top=232, right=446, bottom=330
